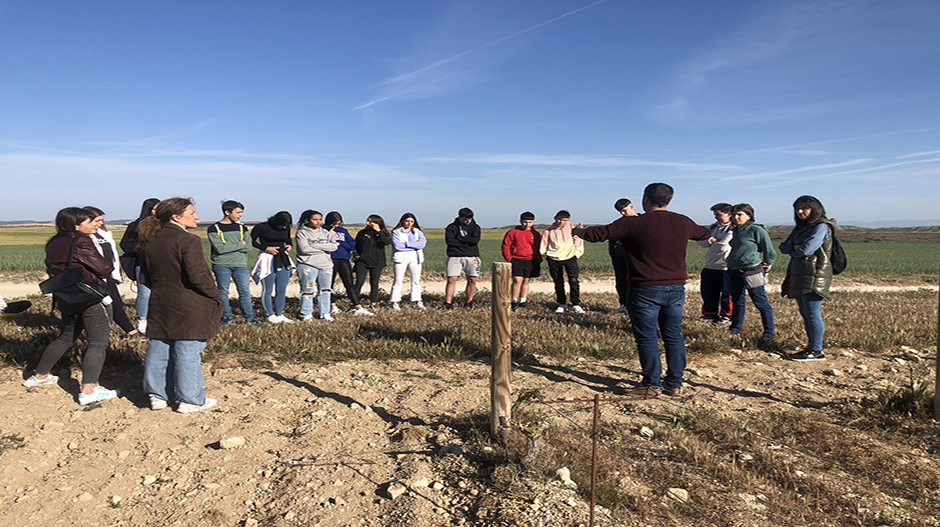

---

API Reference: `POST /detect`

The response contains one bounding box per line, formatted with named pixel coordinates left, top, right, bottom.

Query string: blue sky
left=1, top=0, right=938, bottom=227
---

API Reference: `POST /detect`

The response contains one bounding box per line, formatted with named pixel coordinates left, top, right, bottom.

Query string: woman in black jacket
left=353, top=214, right=391, bottom=309
left=24, top=207, right=119, bottom=406
left=119, top=197, right=159, bottom=335
left=251, top=211, right=294, bottom=323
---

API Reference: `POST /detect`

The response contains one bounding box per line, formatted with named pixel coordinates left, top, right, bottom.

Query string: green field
left=1, top=225, right=938, bottom=277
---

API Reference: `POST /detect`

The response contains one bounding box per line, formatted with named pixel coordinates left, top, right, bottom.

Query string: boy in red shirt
left=501, top=211, right=541, bottom=311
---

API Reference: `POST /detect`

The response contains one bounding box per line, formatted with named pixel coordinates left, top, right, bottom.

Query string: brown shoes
left=623, top=386, right=662, bottom=398
left=662, top=385, right=684, bottom=396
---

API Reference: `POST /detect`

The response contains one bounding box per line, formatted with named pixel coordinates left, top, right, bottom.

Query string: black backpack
left=829, top=225, right=847, bottom=274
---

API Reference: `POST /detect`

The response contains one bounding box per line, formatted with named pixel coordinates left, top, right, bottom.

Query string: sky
left=1, top=0, right=939, bottom=228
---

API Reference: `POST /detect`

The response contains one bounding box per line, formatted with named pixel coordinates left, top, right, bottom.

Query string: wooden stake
left=934, top=278, right=939, bottom=420
left=491, top=262, right=512, bottom=442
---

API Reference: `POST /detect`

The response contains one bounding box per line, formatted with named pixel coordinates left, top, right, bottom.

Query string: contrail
left=683, top=126, right=939, bottom=162
left=352, top=0, right=606, bottom=111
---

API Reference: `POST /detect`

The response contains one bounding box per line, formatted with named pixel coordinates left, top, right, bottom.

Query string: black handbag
left=39, top=237, right=108, bottom=316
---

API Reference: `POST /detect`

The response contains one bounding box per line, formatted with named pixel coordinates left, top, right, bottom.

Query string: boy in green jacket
left=208, top=200, right=259, bottom=326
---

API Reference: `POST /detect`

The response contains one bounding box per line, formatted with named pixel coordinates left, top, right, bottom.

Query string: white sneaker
left=23, top=374, right=59, bottom=388
left=391, top=302, right=401, bottom=311
left=330, top=305, right=341, bottom=314
left=322, top=313, right=335, bottom=322
left=277, top=315, right=293, bottom=324
left=137, top=320, right=147, bottom=335
left=79, top=386, right=119, bottom=405
left=149, top=394, right=168, bottom=411
left=571, top=305, right=585, bottom=314
left=301, top=314, right=314, bottom=322
left=267, top=314, right=282, bottom=324
left=555, top=305, right=567, bottom=314
left=354, top=307, right=374, bottom=316
left=415, top=301, right=425, bottom=310
left=176, top=398, right=217, bottom=414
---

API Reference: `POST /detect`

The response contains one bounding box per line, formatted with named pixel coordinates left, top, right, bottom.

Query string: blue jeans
left=627, top=284, right=686, bottom=389
left=796, top=293, right=824, bottom=351
left=135, top=266, right=151, bottom=319
left=729, top=271, right=775, bottom=338
left=143, top=339, right=208, bottom=406
left=297, top=263, right=332, bottom=317
left=261, top=268, right=292, bottom=316
left=213, top=264, right=255, bottom=324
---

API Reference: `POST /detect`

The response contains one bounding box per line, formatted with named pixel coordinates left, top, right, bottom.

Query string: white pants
left=390, top=251, right=422, bottom=302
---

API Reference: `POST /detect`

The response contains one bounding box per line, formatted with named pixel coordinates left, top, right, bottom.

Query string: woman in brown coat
left=138, top=198, right=222, bottom=413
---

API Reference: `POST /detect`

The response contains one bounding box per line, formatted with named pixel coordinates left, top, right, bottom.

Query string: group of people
left=24, top=200, right=222, bottom=411
left=21, top=184, right=837, bottom=409
left=694, top=196, right=836, bottom=363
left=573, top=184, right=835, bottom=398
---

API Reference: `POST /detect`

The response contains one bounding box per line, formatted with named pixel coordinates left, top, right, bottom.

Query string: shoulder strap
left=65, top=236, right=80, bottom=269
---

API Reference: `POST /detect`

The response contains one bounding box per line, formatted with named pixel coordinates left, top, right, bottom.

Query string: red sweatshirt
left=578, top=210, right=709, bottom=287
left=502, top=227, right=542, bottom=262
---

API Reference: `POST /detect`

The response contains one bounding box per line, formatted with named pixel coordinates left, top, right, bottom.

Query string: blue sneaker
left=79, top=386, right=120, bottom=405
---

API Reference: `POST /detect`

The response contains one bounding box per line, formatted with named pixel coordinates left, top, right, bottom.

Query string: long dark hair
left=137, top=198, right=160, bottom=221
left=298, top=210, right=322, bottom=228
left=47, top=207, right=95, bottom=247
left=268, top=211, right=293, bottom=229
left=793, top=195, right=827, bottom=226
left=324, top=211, right=342, bottom=227
left=365, top=214, right=390, bottom=245
left=83, top=206, right=106, bottom=232
left=731, top=203, right=756, bottom=225
left=137, top=197, right=194, bottom=248
left=394, top=212, right=421, bottom=231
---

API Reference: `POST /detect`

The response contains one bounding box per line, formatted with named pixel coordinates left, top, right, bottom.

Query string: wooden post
left=491, top=262, right=512, bottom=442
left=934, top=277, right=939, bottom=420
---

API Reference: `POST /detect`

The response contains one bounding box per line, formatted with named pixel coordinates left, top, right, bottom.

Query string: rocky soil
left=1, top=333, right=936, bottom=526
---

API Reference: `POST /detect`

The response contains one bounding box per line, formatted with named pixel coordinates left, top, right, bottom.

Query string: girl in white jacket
left=84, top=206, right=142, bottom=337
left=389, top=213, right=427, bottom=310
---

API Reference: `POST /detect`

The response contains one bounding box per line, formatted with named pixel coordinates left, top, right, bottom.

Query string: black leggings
left=330, top=259, right=360, bottom=307
left=106, top=278, right=136, bottom=334
left=354, top=263, right=384, bottom=304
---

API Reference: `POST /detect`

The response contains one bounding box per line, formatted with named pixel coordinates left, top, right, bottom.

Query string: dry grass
left=3, top=289, right=939, bottom=525
left=474, top=393, right=940, bottom=526
left=2, top=288, right=936, bottom=373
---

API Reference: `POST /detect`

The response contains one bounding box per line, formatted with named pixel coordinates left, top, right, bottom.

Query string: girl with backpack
left=779, top=196, right=836, bottom=362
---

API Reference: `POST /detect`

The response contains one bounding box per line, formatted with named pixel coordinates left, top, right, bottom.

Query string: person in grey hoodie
left=296, top=210, right=339, bottom=322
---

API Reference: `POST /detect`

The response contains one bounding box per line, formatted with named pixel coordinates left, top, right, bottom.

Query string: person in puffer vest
left=779, top=195, right=835, bottom=362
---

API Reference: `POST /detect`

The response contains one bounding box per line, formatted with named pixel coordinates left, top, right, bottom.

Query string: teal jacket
left=207, top=222, right=251, bottom=267
left=726, top=223, right=776, bottom=271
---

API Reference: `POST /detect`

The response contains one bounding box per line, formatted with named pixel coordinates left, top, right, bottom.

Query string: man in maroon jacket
left=573, top=183, right=710, bottom=398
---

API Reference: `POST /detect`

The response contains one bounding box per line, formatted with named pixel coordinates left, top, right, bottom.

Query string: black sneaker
left=511, top=302, right=518, bottom=312
left=518, top=301, right=528, bottom=309
left=443, top=302, right=454, bottom=310
left=789, top=349, right=826, bottom=362
left=465, top=300, right=475, bottom=309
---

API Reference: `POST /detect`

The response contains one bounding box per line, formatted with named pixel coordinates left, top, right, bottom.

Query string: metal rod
left=591, top=393, right=599, bottom=527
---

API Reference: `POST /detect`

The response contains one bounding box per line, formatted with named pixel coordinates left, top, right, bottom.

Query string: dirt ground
left=1, top=278, right=937, bottom=526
